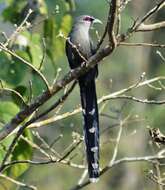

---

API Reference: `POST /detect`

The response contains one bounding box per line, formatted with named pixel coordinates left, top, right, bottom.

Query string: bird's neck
left=72, top=24, right=90, bottom=42
left=77, top=26, right=89, bottom=36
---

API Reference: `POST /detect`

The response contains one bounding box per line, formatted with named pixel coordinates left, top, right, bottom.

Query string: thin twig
left=103, top=95, right=165, bottom=105
left=70, top=154, right=165, bottom=190
left=120, top=42, right=165, bottom=48
left=78, top=169, right=88, bottom=186
left=109, top=119, right=123, bottom=165
left=136, top=21, right=165, bottom=32
left=32, top=131, right=61, bottom=158
left=49, top=134, right=63, bottom=148
left=0, top=173, right=37, bottom=190
left=118, top=1, right=165, bottom=41
left=20, top=135, right=51, bottom=159
left=3, top=9, right=33, bottom=47
left=59, top=138, right=83, bottom=162
left=1, top=0, right=164, bottom=143
left=0, top=87, right=27, bottom=107
left=148, top=171, right=165, bottom=188
left=0, top=43, right=50, bottom=90
left=28, top=76, right=165, bottom=128
left=0, top=43, right=111, bottom=142
left=29, top=80, right=77, bottom=125
left=4, top=158, right=85, bottom=171
left=135, top=1, right=165, bottom=27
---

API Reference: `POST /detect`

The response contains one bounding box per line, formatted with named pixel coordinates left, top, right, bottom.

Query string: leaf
left=0, top=101, right=19, bottom=123
left=6, top=129, right=33, bottom=178
left=0, top=135, right=14, bottom=161
left=0, top=51, right=28, bottom=86
left=43, top=14, right=71, bottom=64
left=12, top=85, right=27, bottom=108
left=0, top=88, right=26, bottom=109
left=0, top=102, right=32, bottom=178
left=60, top=14, right=72, bottom=36
left=28, top=33, right=43, bottom=68
left=31, top=71, right=45, bottom=96
left=2, top=0, right=27, bottom=23
left=0, top=101, right=19, bottom=164
left=2, top=0, right=47, bottom=24
left=0, top=103, right=32, bottom=178
left=14, top=85, right=27, bottom=97
left=43, top=17, right=57, bottom=63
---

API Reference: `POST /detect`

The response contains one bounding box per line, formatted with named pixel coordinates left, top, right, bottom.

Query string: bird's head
left=74, top=15, right=102, bottom=29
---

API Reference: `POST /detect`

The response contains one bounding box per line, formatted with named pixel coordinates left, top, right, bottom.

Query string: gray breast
left=70, top=26, right=92, bottom=59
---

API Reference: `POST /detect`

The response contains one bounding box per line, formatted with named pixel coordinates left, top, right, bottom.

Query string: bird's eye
left=83, top=16, right=94, bottom=22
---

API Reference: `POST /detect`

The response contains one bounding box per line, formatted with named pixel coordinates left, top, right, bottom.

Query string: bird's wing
left=65, top=39, right=85, bottom=70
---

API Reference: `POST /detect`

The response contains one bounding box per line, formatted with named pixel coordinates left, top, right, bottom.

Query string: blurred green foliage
left=0, top=0, right=72, bottom=185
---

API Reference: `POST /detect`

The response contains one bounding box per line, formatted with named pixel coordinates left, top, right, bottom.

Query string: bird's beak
left=93, top=18, right=102, bottom=24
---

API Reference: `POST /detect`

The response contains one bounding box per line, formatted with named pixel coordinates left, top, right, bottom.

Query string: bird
left=65, top=15, right=102, bottom=182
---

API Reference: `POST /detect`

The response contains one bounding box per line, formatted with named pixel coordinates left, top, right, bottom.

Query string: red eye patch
left=83, top=16, right=94, bottom=22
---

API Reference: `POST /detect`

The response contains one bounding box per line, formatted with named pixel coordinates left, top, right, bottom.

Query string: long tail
left=79, top=79, right=99, bottom=182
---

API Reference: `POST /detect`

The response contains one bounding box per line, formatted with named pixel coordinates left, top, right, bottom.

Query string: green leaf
left=0, top=101, right=19, bottom=123
left=0, top=135, right=14, bottom=161
left=28, top=33, right=43, bottom=68
left=31, top=71, right=45, bottom=96
left=0, top=101, right=19, bottom=165
left=0, top=88, right=26, bottom=109
left=2, top=0, right=26, bottom=23
left=14, top=85, right=27, bottom=97
left=60, top=14, right=72, bottom=36
left=43, top=17, right=57, bottom=63
left=43, top=14, right=71, bottom=64
left=0, top=103, right=32, bottom=178
left=0, top=102, right=32, bottom=178
left=6, top=129, right=33, bottom=178
left=0, top=51, right=28, bottom=86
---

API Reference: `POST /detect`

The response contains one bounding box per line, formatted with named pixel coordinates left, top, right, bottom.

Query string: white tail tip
left=89, top=178, right=99, bottom=183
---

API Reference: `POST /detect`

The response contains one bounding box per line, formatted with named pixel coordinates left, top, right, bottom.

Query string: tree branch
left=0, top=43, right=50, bottom=90
left=108, top=0, right=120, bottom=48
left=28, top=76, right=165, bottom=129
left=0, top=173, right=37, bottom=190
left=0, top=44, right=111, bottom=142
left=70, top=153, right=165, bottom=190
left=136, top=21, right=165, bottom=32
left=119, top=42, right=165, bottom=48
